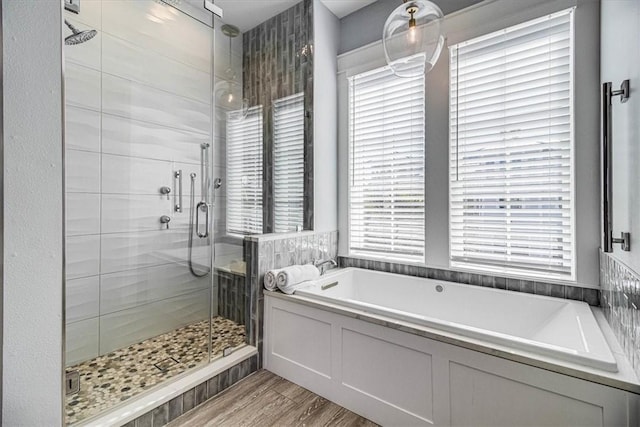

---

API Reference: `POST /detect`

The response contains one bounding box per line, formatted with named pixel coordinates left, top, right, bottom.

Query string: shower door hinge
left=65, top=0, right=80, bottom=14
left=66, top=370, right=80, bottom=395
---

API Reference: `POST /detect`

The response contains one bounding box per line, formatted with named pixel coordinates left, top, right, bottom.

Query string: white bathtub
left=295, top=267, right=617, bottom=372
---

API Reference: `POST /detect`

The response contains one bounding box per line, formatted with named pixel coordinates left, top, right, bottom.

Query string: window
left=226, top=106, right=263, bottom=235
left=449, top=9, right=574, bottom=279
left=273, top=93, right=305, bottom=233
left=348, top=63, right=425, bottom=262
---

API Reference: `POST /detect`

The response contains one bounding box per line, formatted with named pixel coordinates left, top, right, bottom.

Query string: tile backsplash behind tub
left=244, top=230, right=338, bottom=365
left=600, top=251, right=640, bottom=378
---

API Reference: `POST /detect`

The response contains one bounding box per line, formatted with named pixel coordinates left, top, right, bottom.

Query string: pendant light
left=382, top=0, right=444, bottom=77
left=215, top=24, right=248, bottom=120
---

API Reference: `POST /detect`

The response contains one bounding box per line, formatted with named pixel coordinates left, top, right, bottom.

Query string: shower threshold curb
left=75, top=346, right=258, bottom=427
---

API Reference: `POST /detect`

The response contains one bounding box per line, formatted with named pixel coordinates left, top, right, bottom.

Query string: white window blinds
left=449, top=9, right=574, bottom=279
left=348, top=63, right=425, bottom=262
left=273, top=93, right=305, bottom=233
left=226, top=106, right=263, bottom=235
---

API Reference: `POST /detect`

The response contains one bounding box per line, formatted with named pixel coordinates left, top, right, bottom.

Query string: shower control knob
left=160, top=186, right=171, bottom=200
left=160, top=215, right=171, bottom=229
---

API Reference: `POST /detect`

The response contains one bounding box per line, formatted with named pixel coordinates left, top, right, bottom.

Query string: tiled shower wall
left=245, top=230, right=338, bottom=363
left=63, top=1, right=243, bottom=366
left=600, top=252, right=640, bottom=378
left=243, top=0, right=315, bottom=232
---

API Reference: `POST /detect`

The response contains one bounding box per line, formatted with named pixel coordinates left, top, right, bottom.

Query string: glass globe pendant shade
left=214, top=78, right=248, bottom=121
left=382, top=0, right=444, bottom=77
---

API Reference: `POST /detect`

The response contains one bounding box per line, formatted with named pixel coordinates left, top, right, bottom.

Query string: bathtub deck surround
left=296, top=268, right=617, bottom=372
left=264, top=268, right=640, bottom=426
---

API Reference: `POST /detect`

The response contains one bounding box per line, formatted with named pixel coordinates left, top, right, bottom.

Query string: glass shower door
left=63, top=1, right=229, bottom=423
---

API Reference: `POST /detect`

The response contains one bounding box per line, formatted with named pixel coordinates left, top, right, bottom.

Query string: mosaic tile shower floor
left=65, top=316, right=246, bottom=425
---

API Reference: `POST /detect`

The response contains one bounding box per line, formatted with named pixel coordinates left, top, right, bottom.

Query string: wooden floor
left=168, top=370, right=379, bottom=427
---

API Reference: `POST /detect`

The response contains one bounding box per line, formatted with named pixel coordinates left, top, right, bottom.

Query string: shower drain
left=154, top=357, right=181, bottom=372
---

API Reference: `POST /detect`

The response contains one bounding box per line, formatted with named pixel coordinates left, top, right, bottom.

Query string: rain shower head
left=64, top=20, right=97, bottom=45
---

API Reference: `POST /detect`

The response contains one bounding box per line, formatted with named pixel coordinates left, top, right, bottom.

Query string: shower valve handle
left=160, top=186, right=171, bottom=200
left=160, top=215, right=171, bottom=230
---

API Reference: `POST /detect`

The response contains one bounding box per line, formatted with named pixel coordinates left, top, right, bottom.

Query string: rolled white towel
left=276, top=264, right=320, bottom=294
left=263, top=269, right=281, bottom=291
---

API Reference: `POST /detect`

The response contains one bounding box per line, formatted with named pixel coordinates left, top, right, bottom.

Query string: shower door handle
left=174, top=170, right=183, bottom=212
left=196, top=201, right=209, bottom=238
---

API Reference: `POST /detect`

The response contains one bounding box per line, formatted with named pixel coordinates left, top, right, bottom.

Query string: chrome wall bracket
left=612, top=232, right=631, bottom=252
left=64, top=0, right=80, bottom=14
left=204, top=0, right=223, bottom=18
left=602, top=80, right=632, bottom=252
left=612, top=80, right=630, bottom=103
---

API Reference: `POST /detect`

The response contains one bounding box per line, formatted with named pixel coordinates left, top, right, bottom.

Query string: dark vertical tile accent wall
left=216, top=269, right=249, bottom=328
left=128, top=355, right=257, bottom=426
left=243, top=0, right=315, bottom=233
left=245, top=231, right=338, bottom=367
left=600, top=251, right=640, bottom=379
left=338, top=256, right=600, bottom=306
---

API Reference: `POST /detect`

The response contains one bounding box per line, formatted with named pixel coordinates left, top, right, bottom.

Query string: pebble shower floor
left=65, top=317, right=246, bottom=425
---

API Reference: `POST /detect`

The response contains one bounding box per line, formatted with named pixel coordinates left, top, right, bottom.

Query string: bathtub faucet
left=314, top=259, right=337, bottom=275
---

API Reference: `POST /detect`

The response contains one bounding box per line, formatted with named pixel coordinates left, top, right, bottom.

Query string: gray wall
left=313, top=0, right=340, bottom=232
left=338, top=0, right=602, bottom=288
left=339, top=0, right=483, bottom=54
left=601, top=0, right=640, bottom=275
left=2, top=0, right=64, bottom=424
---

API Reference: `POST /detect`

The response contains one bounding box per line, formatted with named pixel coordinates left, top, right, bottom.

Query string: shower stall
left=62, top=0, right=248, bottom=423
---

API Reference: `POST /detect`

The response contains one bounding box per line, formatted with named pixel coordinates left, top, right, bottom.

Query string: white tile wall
left=66, top=193, right=100, bottom=236
left=66, top=234, right=100, bottom=279
left=102, top=154, right=172, bottom=195
left=99, top=289, right=209, bottom=354
left=65, top=63, right=101, bottom=110
left=102, top=73, right=211, bottom=134
left=101, top=0, right=211, bottom=72
left=101, top=194, right=171, bottom=233
left=100, top=229, right=207, bottom=274
left=66, top=106, right=101, bottom=153
left=66, top=149, right=101, bottom=193
left=66, top=276, right=100, bottom=323
left=66, top=318, right=99, bottom=366
left=102, top=33, right=210, bottom=103
left=100, top=263, right=210, bottom=314
left=102, top=114, right=207, bottom=163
